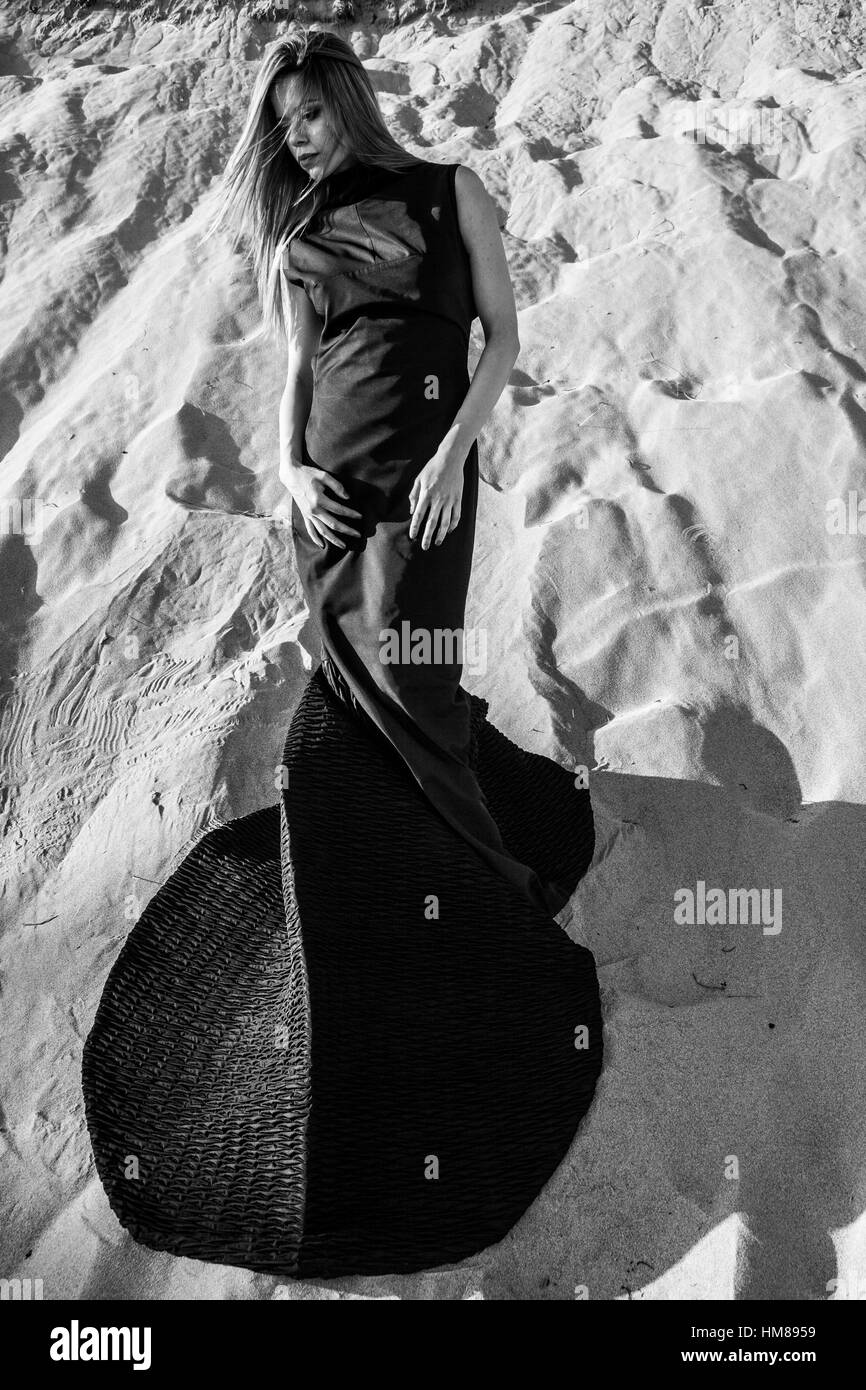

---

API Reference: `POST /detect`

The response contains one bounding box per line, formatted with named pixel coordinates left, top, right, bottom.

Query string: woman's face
left=271, top=72, right=356, bottom=180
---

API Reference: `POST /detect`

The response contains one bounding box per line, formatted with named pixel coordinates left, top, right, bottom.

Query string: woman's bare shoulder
left=453, top=162, right=487, bottom=199
left=452, top=163, right=504, bottom=247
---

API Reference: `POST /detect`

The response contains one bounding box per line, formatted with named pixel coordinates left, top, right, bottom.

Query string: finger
left=449, top=507, right=461, bottom=532
left=408, top=493, right=427, bottom=540
left=433, top=504, right=453, bottom=546
left=319, top=487, right=362, bottom=518
left=319, top=476, right=361, bottom=512
left=321, top=499, right=363, bottom=521
left=421, top=502, right=443, bottom=550
left=317, top=511, right=363, bottom=537
left=314, top=519, right=348, bottom=549
left=319, top=474, right=352, bottom=501
left=300, top=513, right=318, bottom=545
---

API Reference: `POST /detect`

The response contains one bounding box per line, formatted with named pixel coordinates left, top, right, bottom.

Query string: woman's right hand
left=280, top=463, right=363, bottom=550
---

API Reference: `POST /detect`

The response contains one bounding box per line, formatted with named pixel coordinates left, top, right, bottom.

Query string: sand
left=1, top=0, right=865, bottom=1300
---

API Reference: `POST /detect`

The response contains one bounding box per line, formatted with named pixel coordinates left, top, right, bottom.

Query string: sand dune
left=2, top=0, right=866, bottom=1299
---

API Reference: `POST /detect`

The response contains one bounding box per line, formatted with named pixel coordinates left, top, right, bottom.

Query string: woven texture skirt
left=81, top=664, right=601, bottom=1278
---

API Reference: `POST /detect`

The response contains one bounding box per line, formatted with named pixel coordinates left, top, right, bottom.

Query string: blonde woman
left=215, top=25, right=577, bottom=912
left=84, top=26, right=599, bottom=1281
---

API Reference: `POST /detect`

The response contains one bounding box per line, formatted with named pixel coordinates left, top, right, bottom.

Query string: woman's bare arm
left=278, top=269, right=319, bottom=482
left=438, top=164, right=520, bottom=469
left=408, top=164, right=521, bottom=547
left=278, top=269, right=362, bottom=547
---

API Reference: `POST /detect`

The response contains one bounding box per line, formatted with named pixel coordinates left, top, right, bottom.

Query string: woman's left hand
left=408, top=448, right=465, bottom=550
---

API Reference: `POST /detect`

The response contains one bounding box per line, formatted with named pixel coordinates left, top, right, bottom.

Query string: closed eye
left=282, top=106, right=320, bottom=125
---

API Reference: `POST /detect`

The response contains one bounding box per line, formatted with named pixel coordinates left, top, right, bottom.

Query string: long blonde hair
left=199, top=27, right=424, bottom=343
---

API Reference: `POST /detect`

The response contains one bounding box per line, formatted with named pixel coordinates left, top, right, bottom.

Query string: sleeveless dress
left=284, top=157, right=570, bottom=917
left=79, top=158, right=602, bottom=1281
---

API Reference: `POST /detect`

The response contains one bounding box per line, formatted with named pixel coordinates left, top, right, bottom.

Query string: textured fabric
left=285, top=158, right=563, bottom=916
left=82, top=666, right=601, bottom=1277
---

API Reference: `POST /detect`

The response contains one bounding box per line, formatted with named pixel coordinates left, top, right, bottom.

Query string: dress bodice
left=283, top=158, right=477, bottom=348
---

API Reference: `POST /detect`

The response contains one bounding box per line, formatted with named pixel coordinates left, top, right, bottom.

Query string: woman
left=267, top=27, right=576, bottom=914
left=82, top=27, right=601, bottom=1281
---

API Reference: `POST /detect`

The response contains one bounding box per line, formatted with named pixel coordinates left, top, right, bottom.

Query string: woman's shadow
left=479, top=675, right=866, bottom=1301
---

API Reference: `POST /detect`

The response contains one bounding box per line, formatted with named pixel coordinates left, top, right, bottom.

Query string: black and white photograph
left=1, top=0, right=865, bottom=1344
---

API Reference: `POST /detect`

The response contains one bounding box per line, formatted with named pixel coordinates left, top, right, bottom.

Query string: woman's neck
left=327, top=152, right=361, bottom=178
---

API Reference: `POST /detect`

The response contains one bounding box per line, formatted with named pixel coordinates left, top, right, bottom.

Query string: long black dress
left=284, top=157, right=571, bottom=916
left=80, top=158, right=602, bottom=1280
